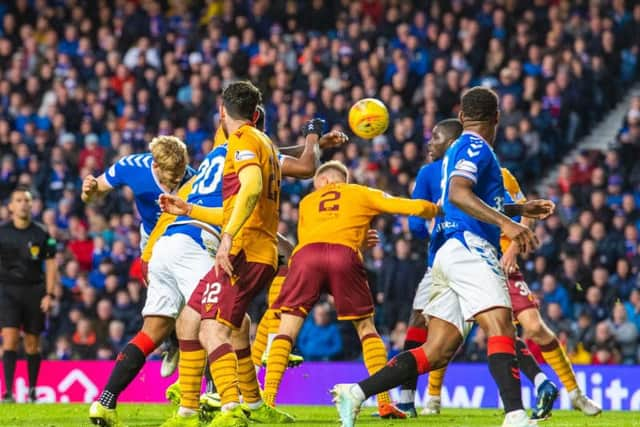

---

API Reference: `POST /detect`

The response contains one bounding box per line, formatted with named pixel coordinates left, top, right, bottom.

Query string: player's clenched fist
left=81, top=175, right=98, bottom=202
left=501, top=220, right=539, bottom=255
left=319, top=130, right=349, bottom=149
left=158, top=194, right=190, bottom=216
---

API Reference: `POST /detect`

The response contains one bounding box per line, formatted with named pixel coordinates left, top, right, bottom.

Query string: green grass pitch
left=0, top=404, right=638, bottom=427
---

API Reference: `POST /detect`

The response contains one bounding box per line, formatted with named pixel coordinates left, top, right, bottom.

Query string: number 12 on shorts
left=202, top=282, right=222, bottom=306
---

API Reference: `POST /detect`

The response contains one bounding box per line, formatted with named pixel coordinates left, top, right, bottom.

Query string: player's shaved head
left=314, top=161, right=349, bottom=189
left=222, top=81, right=262, bottom=121
left=429, top=119, right=462, bottom=161
left=460, top=87, right=499, bottom=123
left=435, top=118, right=462, bottom=141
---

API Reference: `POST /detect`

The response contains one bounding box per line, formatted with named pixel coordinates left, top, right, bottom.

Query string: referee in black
left=0, top=187, right=58, bottom=403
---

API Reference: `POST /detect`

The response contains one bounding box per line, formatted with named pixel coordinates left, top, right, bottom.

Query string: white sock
left=505, top=409, right=526, bottom=418
left=428, top=394, right=441, bottom=402
left=246, top=399, right=264, bottom=410
left=569, top=388, right=580, bottom=400
left=265, top=333, right=276, bottom=354
left=349, top=384, right=366, bottom=402
left=177, top=407, right=197, bottom=417
left=399, top=389, right=415, bottom=405
left=222, top=402, right=239, bottom=412
left=534, top=372, right=548, bottom=393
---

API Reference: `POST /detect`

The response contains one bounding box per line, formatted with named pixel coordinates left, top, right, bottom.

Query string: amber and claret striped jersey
left=500, top=167, right=527, bottom=254
left=295, top=182, right=439, bottom=255
left=223, top=124, right=281, bottom=268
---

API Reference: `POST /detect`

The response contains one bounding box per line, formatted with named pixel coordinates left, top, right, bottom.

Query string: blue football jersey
left=104, top=153, right=196, bottom=235
left=164, top=144, right=226, bottom=251
left=440, top=131, right=505, bottom=251
left=408, top=160, right=443, bottom=267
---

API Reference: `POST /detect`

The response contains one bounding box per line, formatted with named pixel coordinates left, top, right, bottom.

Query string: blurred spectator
left=607, top=303, right=638, bottom=364
left=71, top=317, right=97, bottom=359
left=297, top=303, right=343, bottom=361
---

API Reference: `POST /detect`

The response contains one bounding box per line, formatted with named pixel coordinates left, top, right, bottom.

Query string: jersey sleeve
left=104, top=155, right=145, bottom=188
left=362, top=186, right=439, bottom=219
left=229, top=130, right=261, bottom=174
left=408, top=166, right=431, bottom=238
left=448, top=141, right=489, bottom=185
left=501, top=168, right=526, bottom=204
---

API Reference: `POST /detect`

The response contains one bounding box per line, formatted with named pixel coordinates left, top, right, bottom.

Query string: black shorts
left=0, top=285, right=45, bottom=334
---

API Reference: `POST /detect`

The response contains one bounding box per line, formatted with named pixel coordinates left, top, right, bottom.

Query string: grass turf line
left=0, top=404, right=638, bottom=427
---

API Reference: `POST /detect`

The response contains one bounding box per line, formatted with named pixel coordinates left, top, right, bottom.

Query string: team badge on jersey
left=235, top=150, right=256, bottom=161
left=28, top=242, right=40, bottom=259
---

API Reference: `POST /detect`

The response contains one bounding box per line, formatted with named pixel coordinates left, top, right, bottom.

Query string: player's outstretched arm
left=505, top=199, right=556, bottom=219
left=158, top=194, right=223, bottom=226
left=449, top=176, right=538, bottom=254
left=280, top=119, right=348, bottom=179
left=81, top=174, right=112, bottom=203
left=366, top=187, right=441, bottom=219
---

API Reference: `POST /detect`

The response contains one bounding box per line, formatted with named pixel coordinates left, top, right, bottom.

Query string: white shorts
left=412, top=269, right=432, bottom=311
left=144, top=233, right=214, bottom=318
left=424, top=231, right=510, bottom=336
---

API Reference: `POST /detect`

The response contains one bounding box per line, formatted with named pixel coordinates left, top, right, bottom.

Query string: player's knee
left=409, top=310, right=427, bottom=329
left=23, top=335, right=40, bottom=354
left=523, top=317, right=553, bottom=343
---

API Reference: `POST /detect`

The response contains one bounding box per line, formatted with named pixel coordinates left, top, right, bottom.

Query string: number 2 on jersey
left=319, top=191, right=341, bottom=212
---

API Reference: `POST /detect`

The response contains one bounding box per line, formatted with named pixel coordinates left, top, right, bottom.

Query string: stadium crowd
left=0, top=0, right=639, bottom=365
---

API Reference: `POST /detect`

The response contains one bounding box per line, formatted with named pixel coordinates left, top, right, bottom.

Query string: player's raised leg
left=332, top=315, right=461, bottom=427
left=517, top=307, right=601, bottom=416
left=352, top=317, right=406, bottom=419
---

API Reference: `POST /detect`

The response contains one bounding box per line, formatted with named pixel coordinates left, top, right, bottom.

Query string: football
left=348, top=98, right=389, bottom=139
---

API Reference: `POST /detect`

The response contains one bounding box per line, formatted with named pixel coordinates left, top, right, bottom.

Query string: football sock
left=100, top=332, right=156, bottom=409
left=208, top=343, right=239, bottom=407
left=204, top=362, right=216, bottom=393
left=399, top=326, right=427, bottom=403
left=2, top=350, right=17, bottom=396
left=515, top=337, right=544, bottom=385
left=428, top=367, right=447, bottom=397
left=487, top=336, right=523, bottom=413
left=236, top=347, right=261, bottom=405
left=26, top=353, right=41, bottom=389
left=263, top=334, right=292, bottom=407
left=360, top=333, right=393, bottom=405
left=358, top=348, right=430, bottom=399
left=178, top=340, right=206, bottom=411
left=540, top=337, right=578, bottom=392
left=251, top=310, right=271, bottom=366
